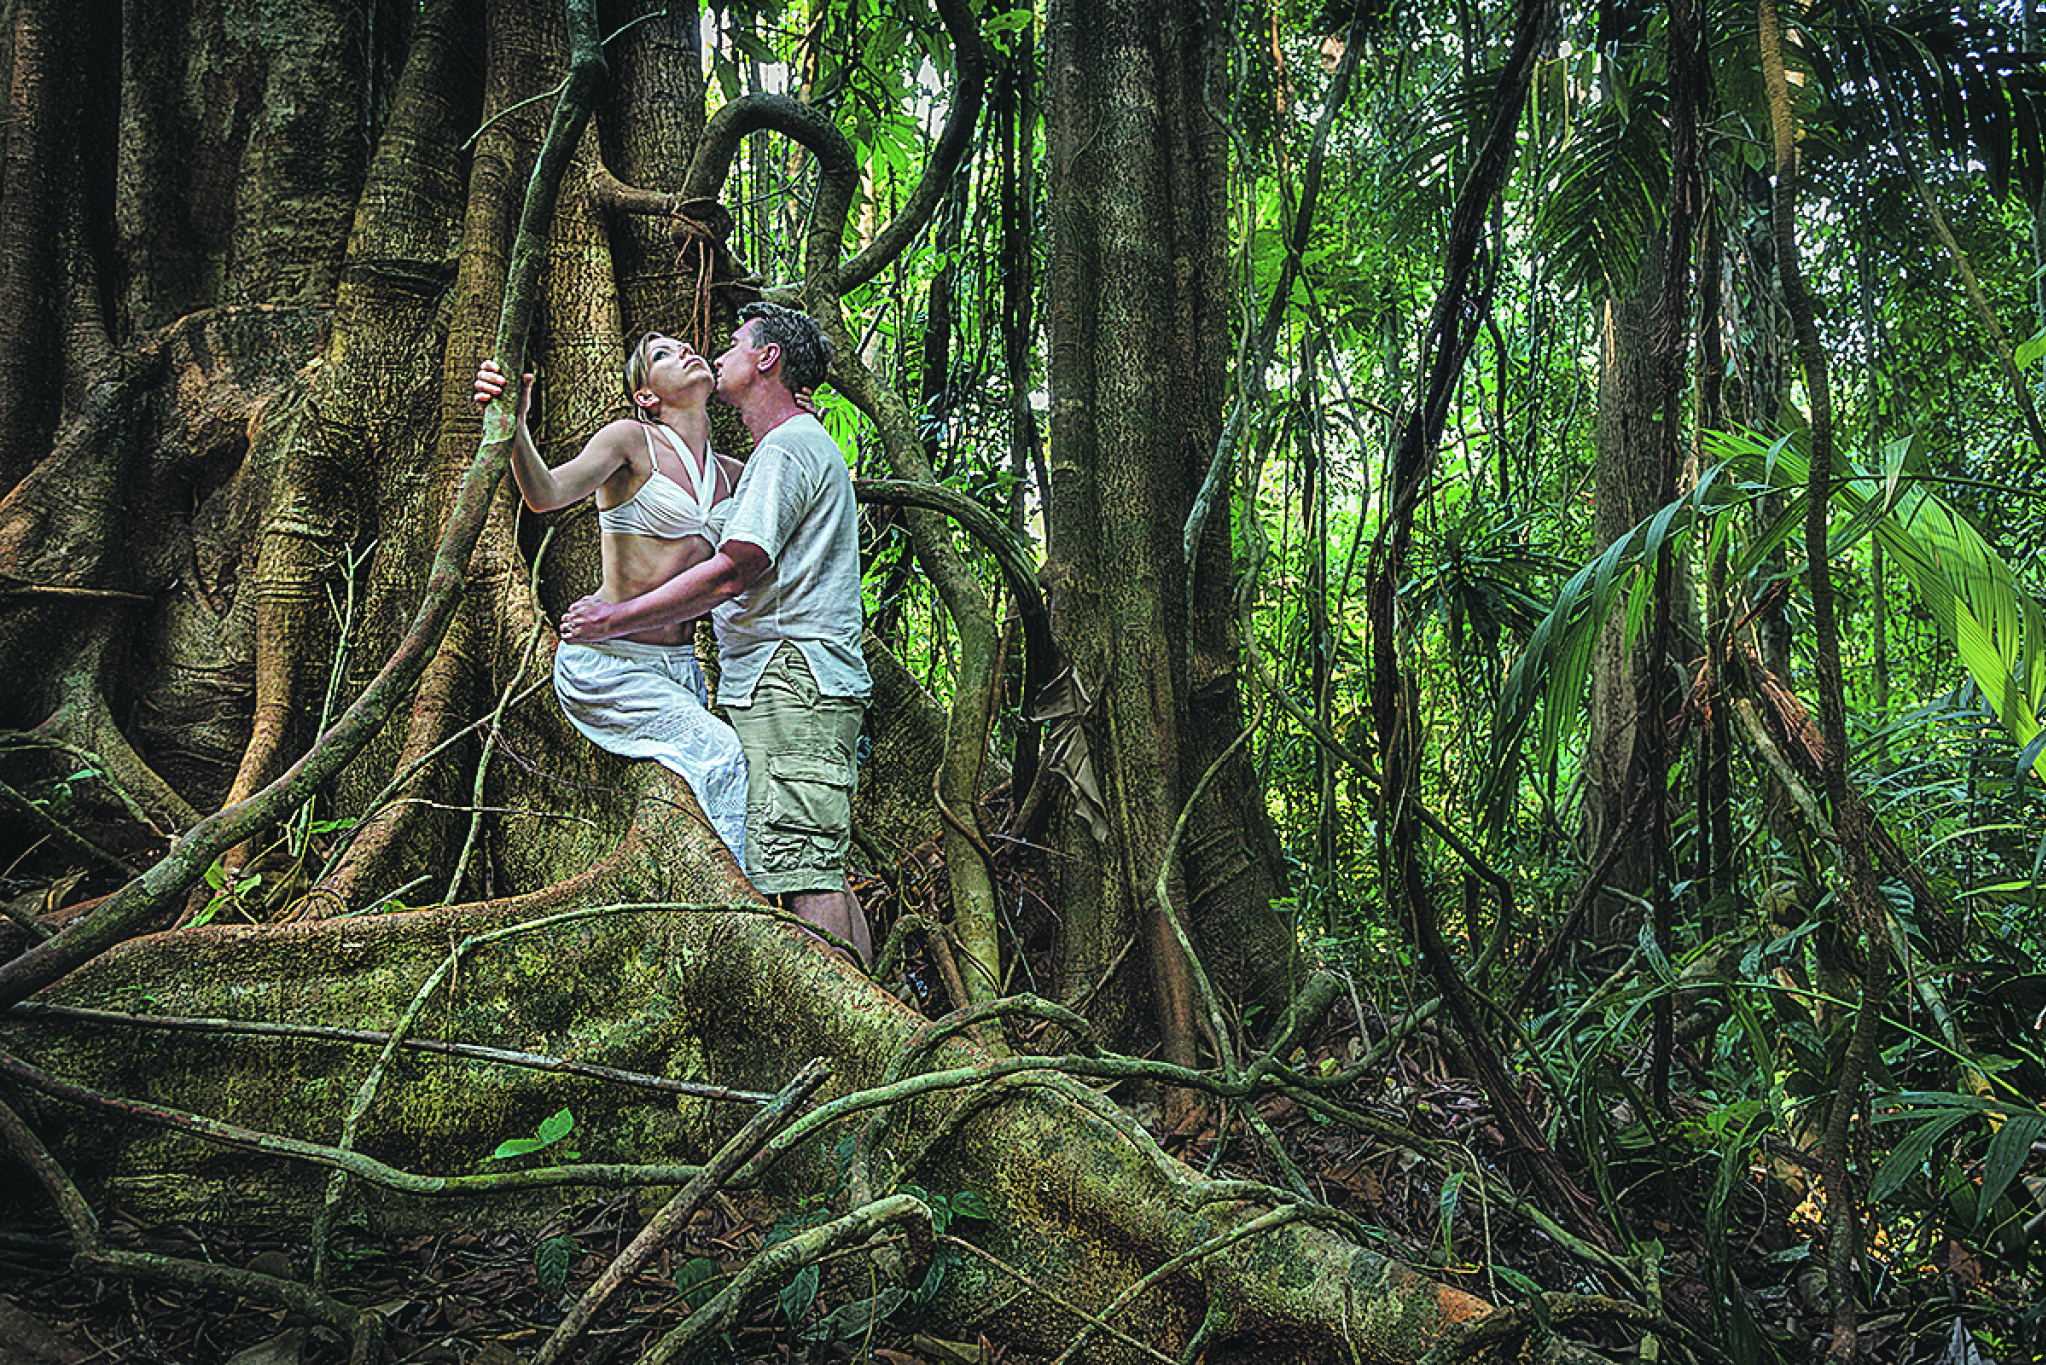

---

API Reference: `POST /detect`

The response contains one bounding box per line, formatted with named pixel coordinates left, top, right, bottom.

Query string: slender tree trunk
left=1583, top=258, right=1669, bottom=947
left=994, top=33, right=1044, bottom=812
left=0, top=0, right=115, bottom=489
left=1042, top=0, right=1293, bottom=1061
left=1759, top=1, right=1890, bottom=1355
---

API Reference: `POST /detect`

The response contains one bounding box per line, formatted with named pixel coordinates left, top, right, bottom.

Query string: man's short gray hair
left=739, top=302, right=834, bottom=394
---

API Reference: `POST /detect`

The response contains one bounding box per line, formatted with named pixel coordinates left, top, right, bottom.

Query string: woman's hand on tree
left=474, top=360, right=534, bottom=421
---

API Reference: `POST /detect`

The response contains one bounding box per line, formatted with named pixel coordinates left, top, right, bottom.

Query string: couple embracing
left=475, top=303, right=872, bottom=965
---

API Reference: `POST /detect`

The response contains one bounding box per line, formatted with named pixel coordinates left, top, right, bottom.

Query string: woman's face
left=629, top=333, right=714, bottom=412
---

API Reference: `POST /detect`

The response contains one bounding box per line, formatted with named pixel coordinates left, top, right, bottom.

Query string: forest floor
left=0, top=981, right=1991, bottom=1365
left=0, top=842, right=2016, bottom=1364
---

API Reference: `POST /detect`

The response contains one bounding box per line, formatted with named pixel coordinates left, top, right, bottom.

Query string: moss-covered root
left=2, top=785, right=1493, bottom=1364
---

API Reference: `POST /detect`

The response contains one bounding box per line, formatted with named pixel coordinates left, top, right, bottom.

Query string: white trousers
left=553, top=639, right=748, bottom=869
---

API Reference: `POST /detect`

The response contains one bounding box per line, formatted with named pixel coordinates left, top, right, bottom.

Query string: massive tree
left=0, top=0, right=1478, bottom=1360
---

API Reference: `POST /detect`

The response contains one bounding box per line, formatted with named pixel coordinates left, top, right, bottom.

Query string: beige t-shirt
left=712, top=413, right=872, bottom=705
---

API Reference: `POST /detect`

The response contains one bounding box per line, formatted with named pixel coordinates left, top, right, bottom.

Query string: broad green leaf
left=778, top=1261, right=819, bottom=1323
left=1869, top=1107, right=1974, bottom=1204
left=536, top=1108, right=575, bottom=1145
left=490, top=1108, right=576, bottom=1161
left=1704, top=429, right=2046, bottom=783
left=2013, top=327, right=2046, bottom=370
left=729, top=29, right=775, bottom=63
left=1977, top=1114, right=2045, bottom=1226
left=797, top=1286, right=907, bottom=1342
left=534, top=1235, right=578, bottom=1298
left=675, top=1255, right=721, bottom=1312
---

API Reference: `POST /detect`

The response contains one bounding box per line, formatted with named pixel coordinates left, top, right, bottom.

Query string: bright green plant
left=487, top=1107, right=579, bottom=1163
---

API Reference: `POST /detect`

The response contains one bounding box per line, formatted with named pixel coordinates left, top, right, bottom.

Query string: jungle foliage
left=4, top=0, right=2046, bottom=1361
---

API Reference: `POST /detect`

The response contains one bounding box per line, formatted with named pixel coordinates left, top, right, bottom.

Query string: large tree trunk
left=1581, top=242, right=1698, bottom=948
left=1041, top=0, right=1295, bottom=1064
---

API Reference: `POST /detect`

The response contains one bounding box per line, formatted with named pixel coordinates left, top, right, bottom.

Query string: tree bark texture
left=1582, top=234, right=1703, bottom=950
left=1043, top=0, right=1294, bottom=1061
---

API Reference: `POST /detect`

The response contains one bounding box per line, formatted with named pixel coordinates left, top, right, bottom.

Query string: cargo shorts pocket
left=758, top=751, right=854, bottom=866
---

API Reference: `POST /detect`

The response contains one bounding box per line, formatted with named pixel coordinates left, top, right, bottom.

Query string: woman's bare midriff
left=597, top=530, right=715, bottom=645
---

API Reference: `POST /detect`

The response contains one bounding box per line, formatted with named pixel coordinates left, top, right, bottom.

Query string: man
left=560, top=302, right=874, bottom=964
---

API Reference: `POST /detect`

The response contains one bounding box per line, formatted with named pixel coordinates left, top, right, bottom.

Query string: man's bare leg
left=788, top=879, right=871, bottom=966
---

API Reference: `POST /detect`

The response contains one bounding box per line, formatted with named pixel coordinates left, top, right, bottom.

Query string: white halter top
left=597, top=424, right=717, bottom=540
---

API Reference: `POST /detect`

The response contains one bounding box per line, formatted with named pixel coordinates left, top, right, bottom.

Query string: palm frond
left=1529, top=87, right=1670, bottom=296
left=1475, top=474, right=1717, bottom=831
left=1378, top=67, right=1501, bottom=252
left=1481, top=428, right=2046, bottom=834
left=1707, top=427, right=2046, bottom=784
left=1807, top=0, right=2046, bottom=204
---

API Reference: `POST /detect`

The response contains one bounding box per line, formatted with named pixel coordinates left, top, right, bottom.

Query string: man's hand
left=559, top=594, right=621, bottom=644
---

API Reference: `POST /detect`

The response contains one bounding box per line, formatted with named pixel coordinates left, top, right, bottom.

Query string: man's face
left=714, top=321, right=764, bottom=402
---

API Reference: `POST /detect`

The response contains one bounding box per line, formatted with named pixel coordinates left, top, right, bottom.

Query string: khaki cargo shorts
left=724, top=643, right=864, bottom=896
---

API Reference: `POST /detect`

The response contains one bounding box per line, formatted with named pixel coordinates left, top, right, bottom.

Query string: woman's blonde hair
left=622, top=332, right=667, bottom=424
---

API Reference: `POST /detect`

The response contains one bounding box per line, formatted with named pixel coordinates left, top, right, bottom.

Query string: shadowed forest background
left=2, top=0, right=2046, bottom=1361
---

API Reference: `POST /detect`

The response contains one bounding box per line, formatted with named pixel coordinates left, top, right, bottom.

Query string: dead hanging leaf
left=912, top=1333, right=992, bottom=1364
left=1940, top=1317, right=1988, bottom=1365
left=1029, top=668, right=1109, bottom=844
left=243, top=1250, right=297, bottom=1282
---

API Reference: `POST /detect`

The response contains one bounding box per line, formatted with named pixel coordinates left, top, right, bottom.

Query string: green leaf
left=710, top=51, right=739, bottom=102
left=729, top=28, right=775, bottom=63
left=1868, top=1107, right=1974, bottom=1204
left=1977, top=1115, right=2045, bottom=1226
left=534, top=1234, right=579, bottom=1298
left=1437, top=1171, right=1467, bottom=1257
left=764, top=1205, right=831, bottom=1247
left=778, top=1261, right=819, bottom=1323
left=1637, top=922, right=1673, bottom=983
left=1704, top=428, right=2046, bottom=783
left=490, top=1135, right=544, bottom=1160
left=914, top=1249, right=950, bottom=1304
left=797, top=1286, right=907, bottom=1342
left=1492, top=1265, right=1552, bottom=1337
left=489, top=1108, right=577, bottom=1161
left=948, top=1189, right=992, bottom=1221
left=536, top=1108, right=575, bottom=1145
left=675, top=1255, right=721, bottom=1313
left=1478, top=484, right=1701, bottom=826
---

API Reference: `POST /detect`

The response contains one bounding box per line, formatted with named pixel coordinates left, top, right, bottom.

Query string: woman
left=474, top=334, right=749, bottom=868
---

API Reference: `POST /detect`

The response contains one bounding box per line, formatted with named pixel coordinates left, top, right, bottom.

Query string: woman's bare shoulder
left=587, top=417, right=656, bottom=465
